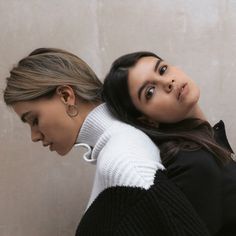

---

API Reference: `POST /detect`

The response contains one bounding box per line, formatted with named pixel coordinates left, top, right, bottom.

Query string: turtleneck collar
left=76, top=103, right=117, bottom=148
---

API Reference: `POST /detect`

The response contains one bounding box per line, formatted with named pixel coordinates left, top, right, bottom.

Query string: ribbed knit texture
left=76, top=103, right=164, bottom=208
left=76, top=171, right=209, bottom=236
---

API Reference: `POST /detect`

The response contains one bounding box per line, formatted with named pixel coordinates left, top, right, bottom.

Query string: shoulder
left=169, top=149, right=221, bottom=171
left=100, top=121, right=162, bottom=163
left=166, top=149, right=222, bottom=188
left=96, top=125, right=164, bottom=189
left=108, top=124, right=160, bottom=158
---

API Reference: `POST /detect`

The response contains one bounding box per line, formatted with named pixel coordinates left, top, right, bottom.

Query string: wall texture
left=0, top=0, right=235, bottom=235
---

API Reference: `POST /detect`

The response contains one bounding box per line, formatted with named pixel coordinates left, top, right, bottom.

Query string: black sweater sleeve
left=76, top=171, right=209, bottom=236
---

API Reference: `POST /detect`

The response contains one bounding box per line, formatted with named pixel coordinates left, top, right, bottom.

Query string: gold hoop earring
left=66, top=104, right=78, bottom=117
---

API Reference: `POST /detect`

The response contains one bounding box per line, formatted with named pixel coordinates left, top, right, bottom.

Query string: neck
left=189, top=104, right=207, bottom=121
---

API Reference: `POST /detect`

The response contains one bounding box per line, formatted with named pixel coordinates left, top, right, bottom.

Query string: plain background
left=0, top=0, right=236, bottom=235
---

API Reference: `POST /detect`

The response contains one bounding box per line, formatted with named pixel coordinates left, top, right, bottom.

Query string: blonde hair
left=4, top=48, right=103, bottom=105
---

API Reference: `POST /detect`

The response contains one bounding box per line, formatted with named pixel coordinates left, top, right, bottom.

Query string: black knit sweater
left=76, top=171, right=209, bottom=236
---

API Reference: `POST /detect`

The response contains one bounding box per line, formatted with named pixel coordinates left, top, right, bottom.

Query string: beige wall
left=0, top=0, right=235, bottom=235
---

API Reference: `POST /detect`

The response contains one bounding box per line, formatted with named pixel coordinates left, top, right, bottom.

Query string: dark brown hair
left=102, top=51, right=232, bottom=165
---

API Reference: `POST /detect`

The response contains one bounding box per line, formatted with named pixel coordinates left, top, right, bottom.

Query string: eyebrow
left=21, top=111, right=31, bottom=123
left=138, top=81, right=150, bottom=101
left=154, top=58, right=163, bottom=72
left=137, top=59, right=162, bottom=100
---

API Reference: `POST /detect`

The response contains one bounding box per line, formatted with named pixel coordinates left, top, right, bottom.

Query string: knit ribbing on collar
left=76, top=103, right=116, bottom=148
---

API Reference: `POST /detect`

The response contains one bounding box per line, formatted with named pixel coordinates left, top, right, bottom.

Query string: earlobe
left=56, top=85, right=79, bottom=118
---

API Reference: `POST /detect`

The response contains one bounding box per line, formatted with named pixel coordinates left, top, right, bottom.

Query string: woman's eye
left=145, top=86, right=155, bottom=100
left=159, top=65, right=168, bottom=75
left=32, top=118, right=38, bottom=126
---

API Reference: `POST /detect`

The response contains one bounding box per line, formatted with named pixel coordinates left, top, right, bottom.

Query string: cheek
left=145, top=98, right=179, bottom=122
left=189, top=81, right=200, bottom=103
left=39, top=114, right=67, bottom=138
left=195, top=86, right=200, bottom=100
left=48, top=115, right=76, bottom=146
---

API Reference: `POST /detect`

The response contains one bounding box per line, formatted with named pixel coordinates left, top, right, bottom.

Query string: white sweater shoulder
left=97, top=126, right=164, bottom=190
left=86, top=125, right=164, bottom=208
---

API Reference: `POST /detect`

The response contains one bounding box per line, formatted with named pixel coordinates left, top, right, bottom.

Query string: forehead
left=13, top=100, right=37, bottom=114
left=12, top=98, right=51, bottom=116
left=129, top=56, right=158, bottom=82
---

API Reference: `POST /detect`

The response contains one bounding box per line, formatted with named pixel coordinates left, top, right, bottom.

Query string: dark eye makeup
left=32, top=118, right=38, bottom=126
left=145, top=86, right=155, bottom=100
left=159, top=65, right=168, bottom=75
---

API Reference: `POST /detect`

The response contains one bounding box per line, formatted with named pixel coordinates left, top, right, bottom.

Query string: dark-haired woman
left=102, top=51, right=235, bottom=235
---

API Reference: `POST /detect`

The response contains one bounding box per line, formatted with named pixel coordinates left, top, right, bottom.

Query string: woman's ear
left=137, top=115, right=159, bottom=128
left=56, top=85, right=76, bottom=105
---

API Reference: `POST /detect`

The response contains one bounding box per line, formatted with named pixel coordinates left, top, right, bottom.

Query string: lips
left=43, top=142, right=53, bottom=150
left=177, top=83, right=187, bottom=100
left=43, top=143, right=51, bottom=147
left=49, top=143, right=54, bottom=151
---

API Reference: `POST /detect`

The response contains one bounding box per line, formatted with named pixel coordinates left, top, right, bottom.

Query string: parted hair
left=102, top=51, right=232, bottom=165
left=4, top=48, right=103, bottom=105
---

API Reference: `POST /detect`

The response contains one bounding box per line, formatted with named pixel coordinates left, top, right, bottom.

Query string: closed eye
left=32, top=118, right=38, bottom=126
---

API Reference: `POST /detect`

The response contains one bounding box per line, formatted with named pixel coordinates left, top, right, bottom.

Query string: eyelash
left=143, top=64, right=168, bottom=101
left=145, top=86, right=155, bottom=100
left=159, top=65, right=168, bottom=75
left=32, top=118, right=38, bottom=126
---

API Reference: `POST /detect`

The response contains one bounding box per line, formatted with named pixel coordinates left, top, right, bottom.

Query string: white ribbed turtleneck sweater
left=75, top=103, right=164, bottom=209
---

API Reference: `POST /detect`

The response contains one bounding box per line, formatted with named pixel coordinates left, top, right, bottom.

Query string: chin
left=193, top=87, right=200, bottom=102
left=56, top=147, right=71, bottom=156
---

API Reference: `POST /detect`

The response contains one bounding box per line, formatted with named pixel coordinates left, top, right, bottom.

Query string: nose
left=163, top=79, right=175, bottom=93
left=31, top=127, right=43, bottom=142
